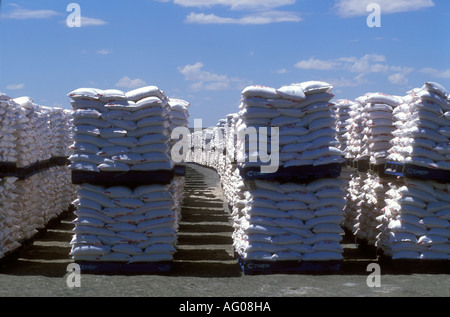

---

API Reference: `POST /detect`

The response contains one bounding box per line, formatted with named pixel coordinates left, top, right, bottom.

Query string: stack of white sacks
left=1, top=168, right=74, bottom=245
left=333, top=99, right=353, bottom=154
left=353, top=173, right=390, bottom=245
left=68, top=86, right=187, bottom=263
left=168, top=98, right=190, bottom=165
left=343, top=92, right=401, bottom=244
left=360, top=93, right=402, bottom=165
left=1, top=95, right=69, bottom=167
left=343, top=92, right=402, bottom=165
left=376, top=178, right=450, bottom=260
left=333, top=99, right=356, bottom=233
left=215, top=121, right=228, bottom=176
left=48, top=108, right=73, bottom=159
left=0, top=176, right=19, bottom=258
left=0, top=93, right=76, bottom=259
left=9, top=97, right=73, bottom=167
left=350, top=92, right=400, bottom=245
left=375, top=82, right=450, bottom=260
left=68, top=87, right=174, bottom=173
left=344, top=171, right=365, bottom=233
left=343, top=99, right=365, bottom=162
left=6, top=96, right=47, bottom=167
left=187, top=127, right=220, bottom=168
left=0, top=94, right=20, bottom=163
left=209, top=123, right=227, bottom=172
left=237, top=82, right=344, bottom=168
left=198, top=124, right=227, bottom=172
left=70, top=181, right=183, bottom=263
left=197, top=82, right=347, bottom=262
left=216, top=113, right=241, bottom=206
left=186, top=130, right=198, bottom=164
left=387, top=82, right=450, bottom=170
left=232, top=177, right=346, bottom=262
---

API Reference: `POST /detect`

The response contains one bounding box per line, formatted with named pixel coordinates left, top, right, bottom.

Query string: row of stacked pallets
left=67, top=86, right=189, bottom=273
left=0, top=93, right=77, bottom=261
left=187, top=81, right=349, bottom=274
left=339, top=82, right=449, bottom=261
left=187, top=81, right=450, bottom=273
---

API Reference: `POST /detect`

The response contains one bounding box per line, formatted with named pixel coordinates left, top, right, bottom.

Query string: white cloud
left=6, top=83, right=25, bottom=90
left=328, top=74, right=371, bottom=88
left=390, top=65, right=414, bottom=74
left=164, top=0, right=300, bottom=25
left=294, top=54, right=391, bottom=73
left=294, top=57, right=337, bottom=70
left=335, top=0, right=434, bottom=18
left=179, top=62, right=226, bottom=82
left=420, top=67, right=450, bottom=79
left=1, top=5, right=107, bottom=26
left=80, top=16, right=108, bottom=27
left=185, top=11, right=301, bottom=24
left=339, top=54, right=389, bottom=74
left=185, top=13, right=235, bottom=24
left=276, top=68, right=289, bottom=74
left=294, top=54, right=414, bottom=87
left=97, top=49, right=110, bottom=55
left=179, top=62, right=246, bottom=90
left=2, top=6, right=62, bottom=19
left=388, top=73, right=409, bottom=85
left=116, top=76, right=147, bottom=89
left=164, top=0, right=296, bottom=11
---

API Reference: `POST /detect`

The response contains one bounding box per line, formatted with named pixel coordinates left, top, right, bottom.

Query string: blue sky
left=0, top=0, right=449, bottom=127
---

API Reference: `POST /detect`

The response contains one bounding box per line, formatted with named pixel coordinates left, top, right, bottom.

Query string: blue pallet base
left=1, top=158, right=70, bottom=180
left=0, top=162, right=17, bottom=178
left=76, top=261, right=172, bottom=274
left=71, top=170, right=175, bottom=186
left=384, top=161, right=450, bottom=183
left=174, top=164, right=186, bottom=177
left=237, top=257, right=342, bottom=275
left=238, top=163, right=341, bottom=182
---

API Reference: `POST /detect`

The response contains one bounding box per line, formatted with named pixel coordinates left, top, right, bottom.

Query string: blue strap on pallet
left=76, top=261, right=172, bottom=274
left=238, top=163, right=341, bottom=182
left=71, top=169, right=175, bottom=187
left=237, top=257, right=342, bottom=275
